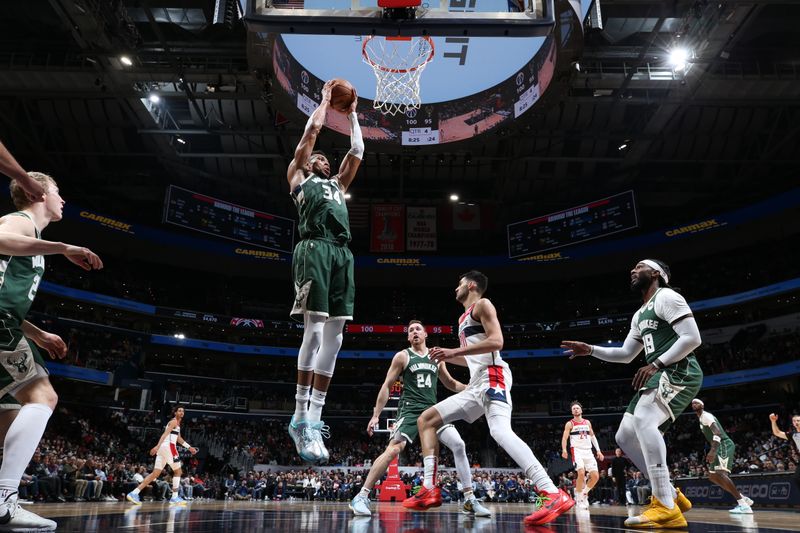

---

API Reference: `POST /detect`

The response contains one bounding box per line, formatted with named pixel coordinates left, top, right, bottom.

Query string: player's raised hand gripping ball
left=329, top=78, right=357, bottom=113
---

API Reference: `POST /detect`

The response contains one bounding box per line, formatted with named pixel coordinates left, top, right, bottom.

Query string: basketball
left=329, top=78, right=356, bottom=113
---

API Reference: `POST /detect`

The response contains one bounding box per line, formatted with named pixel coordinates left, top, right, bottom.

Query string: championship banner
left=370, top=204, right=405, bottom=253
left=406, top=207, right=437, bottom=251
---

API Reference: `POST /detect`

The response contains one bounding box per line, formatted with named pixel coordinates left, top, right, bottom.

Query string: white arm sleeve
left=347, top=112, right=364, bottom=160
left=699, top=412, right=714, bottom=427
left=591, top=435, right=601, bottom=451
left=590, top=327, right=644, bottom=363
left=654, top=315, right=702, bottom=366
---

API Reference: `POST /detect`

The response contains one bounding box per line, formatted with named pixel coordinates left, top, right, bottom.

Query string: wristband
left=589, top=345, right=594, bottom=355
left=712, top=435, right=721, bottom=443
left=182, top=442, right=192, bottom=449
left=653, top=359, right=666, bottom=369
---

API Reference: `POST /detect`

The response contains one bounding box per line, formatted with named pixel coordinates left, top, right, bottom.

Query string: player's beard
left=630, top=271, right=650, bottom=293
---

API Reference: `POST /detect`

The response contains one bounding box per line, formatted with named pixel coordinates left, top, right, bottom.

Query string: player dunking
left=0, top=172, right=102, bottom=531
left=350, top=320, right=490, bottom=517
left=561, top=401, right=604, bottom=510
left=563, top=259, right=702, bottom=528
left=404, top=271, right=574, bottom=526
left=691, top=399, right=753, bottom=514
left=127, top=405, right=198, bottom=505
left=287, top=80, right=363, bottom=464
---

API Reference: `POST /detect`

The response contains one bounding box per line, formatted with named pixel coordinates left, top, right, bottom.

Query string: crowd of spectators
left=9, top=397, right=796, bottom=507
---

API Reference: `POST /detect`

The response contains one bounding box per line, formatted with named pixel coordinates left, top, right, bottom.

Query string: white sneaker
left=743, top=497, right=754, bottom=507
left=0, top=499, right=56, bottom=531
left=729, top=504, right=753, bottom=514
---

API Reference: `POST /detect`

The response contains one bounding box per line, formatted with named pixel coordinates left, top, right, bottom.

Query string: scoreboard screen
left=347, top=324, right=454, bottom=335
left=164, top=185, right=295, bottom=253
left=507, top=191, right=638, bottom=259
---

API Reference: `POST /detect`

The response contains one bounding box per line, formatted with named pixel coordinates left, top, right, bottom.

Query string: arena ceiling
left=0, top=0, right=798, bottom=245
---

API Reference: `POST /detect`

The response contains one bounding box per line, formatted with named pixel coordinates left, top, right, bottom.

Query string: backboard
left=244, top=0, right=555, bottom=37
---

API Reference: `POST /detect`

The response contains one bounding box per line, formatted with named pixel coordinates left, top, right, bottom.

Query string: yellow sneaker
left=624, top=496, right=688, bottom=529
left=675, top=488, right=692, bottom=513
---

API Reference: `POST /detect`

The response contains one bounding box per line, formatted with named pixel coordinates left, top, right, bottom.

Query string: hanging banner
left=371, top=204, right=405, bottom=253
left=406, top=207, right=437, bottom=252
left=453, top=203, right=481, bottom=230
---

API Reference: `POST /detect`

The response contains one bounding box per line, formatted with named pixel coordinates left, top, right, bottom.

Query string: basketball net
left=362, top=36, right=434, bottom=116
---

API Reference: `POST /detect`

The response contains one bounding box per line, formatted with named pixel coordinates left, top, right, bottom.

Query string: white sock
left=294, top=385, right=310, bottom=421
left=307, top=389, right=326, bottom=422
left=737, top=497, right=749, bottom=507
left=358, top=487, right=369, bottom=498
left=648, top=465, right=674, bottom=509
left=0, top=403, right=53, bottom=499
left=423, top=455, right=437, bottom=489
left=132, top=488, right=140, bottom=495
left=463, top=489, right=474, bottom=500
left=172, top=477, right=180, bottom=491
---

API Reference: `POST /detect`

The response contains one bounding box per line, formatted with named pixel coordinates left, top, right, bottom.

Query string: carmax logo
left=665, top=219, right=723, bottom=237
left=80, top=211, right=133, bottom=233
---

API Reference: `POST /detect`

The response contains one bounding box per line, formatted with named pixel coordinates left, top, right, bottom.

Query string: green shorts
left=710, top=440, right=735, bottom=473
left=291, top=238, right=354, bottom=321
left=391, top=409, right=424, bottom=444
left=0, top=393, right=20, bottom=410
left=0, top=336, right=48, bottom=398
left=626, top=355, right=703, bottom=432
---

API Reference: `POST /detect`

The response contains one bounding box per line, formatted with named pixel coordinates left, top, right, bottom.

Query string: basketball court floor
left=30, top=500, right=799, bottom=532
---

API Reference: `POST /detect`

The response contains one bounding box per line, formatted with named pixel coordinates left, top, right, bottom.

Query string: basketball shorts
left=709, top=440, right=735, bottom=473
left=434, top=364, right=513, bottom=424
left=391, top=407, right=455, bottom=445
left=0, top=393, right=20, bottom=411
left=626, top=355, right=703, bottom=432
left=572, top=448, right=598, bottom=472
left=0, top=336, right=49, bottom=399
left=154, top=444, right=181, bottom=471
left=291, top=239, right=354, bottom=321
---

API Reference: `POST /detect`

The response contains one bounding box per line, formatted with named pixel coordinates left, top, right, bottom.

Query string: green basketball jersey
left=291, top=175, right=351, bottom=244
left=399, top=348, right=438, bottom=412
left=634, top=288, right=697, bottom=365
left=699, top=411, right=732, bottom=444
left=0, top=212, right=44, bottom=349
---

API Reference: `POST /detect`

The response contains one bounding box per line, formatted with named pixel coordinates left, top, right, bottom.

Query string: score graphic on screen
left=164, top=185, right=295, bottom=254
left=347, top=324, right=454, bottom=334
left=400, top=107, right=440, bottom=146
left=507, top=191, right=638, bottom=259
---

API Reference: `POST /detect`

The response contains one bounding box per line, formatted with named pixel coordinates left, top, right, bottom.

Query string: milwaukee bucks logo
left=7, top=353, right=28, bottom=375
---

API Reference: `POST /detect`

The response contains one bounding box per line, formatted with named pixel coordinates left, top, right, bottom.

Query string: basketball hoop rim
left=362, top=35, right=435, bottom=74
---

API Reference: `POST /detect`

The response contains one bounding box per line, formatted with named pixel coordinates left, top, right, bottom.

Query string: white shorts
left=154, top=445, right=181, bottom=471
left=434, top=364, right=513, bottom=425
left=572, top=448, right=598, bottom=472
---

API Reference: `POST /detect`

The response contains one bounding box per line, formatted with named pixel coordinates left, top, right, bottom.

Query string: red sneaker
left=523, top=489, right=575, bottom=526
left=402, top=487, right=442, bottom=510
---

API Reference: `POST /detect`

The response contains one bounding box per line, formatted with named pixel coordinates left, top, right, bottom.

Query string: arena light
left=176, top=137, right=187, bottom=145
left=669, top=48, right=690, bottom=71
left=173, top=333, right=185, bottom=339
left=449, top=194, right=459, bottom=202
left=120, top=55, right=133, bottom=66
left=148, top=93, right=160, bottom=104
left=344, top=193, right=352, bottom=200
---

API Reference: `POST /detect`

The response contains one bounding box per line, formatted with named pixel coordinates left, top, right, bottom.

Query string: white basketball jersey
left=160, top=420, right=180, bottom=450
left=458, top=300, right=507, bottom=381
left=569, top=419, right=593, bottom=450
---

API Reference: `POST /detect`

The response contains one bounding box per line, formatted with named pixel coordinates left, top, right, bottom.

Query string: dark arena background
left=0, top=0, right=798, bottom=531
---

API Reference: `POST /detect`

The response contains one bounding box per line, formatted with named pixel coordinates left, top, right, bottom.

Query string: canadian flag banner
left=452, top=204, right=480, bottom=230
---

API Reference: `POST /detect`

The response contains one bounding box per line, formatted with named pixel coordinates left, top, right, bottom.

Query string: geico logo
left=683, top=486, right=708, bottom=498
left=708, top=486, right=724, bottom=499
left=738, top=484, right=770, bottom=498
left=769, top=482, right=791, bottom=499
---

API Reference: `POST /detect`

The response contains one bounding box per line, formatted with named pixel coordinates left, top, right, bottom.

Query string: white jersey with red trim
left=458, top=300, right=508, bottom=383
left=159, top=420, right=181, bottom=452
left=569, top=418, right=593, bottom=451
